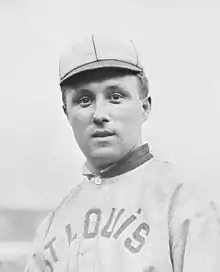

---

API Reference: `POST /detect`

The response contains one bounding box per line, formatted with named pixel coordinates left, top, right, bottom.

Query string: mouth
left=92, top=131, right=115, bottom=138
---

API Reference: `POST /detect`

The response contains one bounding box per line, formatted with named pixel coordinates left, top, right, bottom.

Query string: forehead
left=62, top=68, right=140, bottom=93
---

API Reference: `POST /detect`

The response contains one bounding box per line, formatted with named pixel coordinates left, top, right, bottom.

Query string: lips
left=92, top=131, right=115, bottom=138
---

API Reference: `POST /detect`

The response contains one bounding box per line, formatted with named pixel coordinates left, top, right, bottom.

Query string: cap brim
left=60, top=59, right=142, bottom=85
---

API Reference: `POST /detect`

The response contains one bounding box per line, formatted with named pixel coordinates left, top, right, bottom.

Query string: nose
left=92, top=99, right=109, bottom=126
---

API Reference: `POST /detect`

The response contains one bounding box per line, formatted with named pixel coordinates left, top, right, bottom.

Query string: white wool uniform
left=25, top=145, right=220, bottom=272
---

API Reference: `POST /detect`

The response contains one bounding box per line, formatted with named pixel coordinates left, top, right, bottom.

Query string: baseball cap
left=59, top=34, right=145, bottom=86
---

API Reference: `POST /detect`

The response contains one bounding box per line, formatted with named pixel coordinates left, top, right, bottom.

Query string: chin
left=88, top=145, right=123, bottom=164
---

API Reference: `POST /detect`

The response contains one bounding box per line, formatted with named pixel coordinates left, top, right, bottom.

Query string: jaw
left=76, top=128, right=143, bottom=172
left=83, top=143, right=125, bottom=172
left=88, top=144, right=120, bottom=161
left=83, top=140, right=142, bottom=173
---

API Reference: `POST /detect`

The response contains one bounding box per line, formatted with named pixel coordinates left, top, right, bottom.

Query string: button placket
left=92, top=176, right=102, bottom=185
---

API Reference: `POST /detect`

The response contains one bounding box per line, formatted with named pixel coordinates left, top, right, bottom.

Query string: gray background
left=0, top=0, right=220, bottom=271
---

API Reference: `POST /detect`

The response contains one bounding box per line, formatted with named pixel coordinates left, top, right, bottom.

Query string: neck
left=86, top=160, right=115, bottom=175
left=86, top=143, right=142, bottom=175
left=83, top=142, right=153, bottom=179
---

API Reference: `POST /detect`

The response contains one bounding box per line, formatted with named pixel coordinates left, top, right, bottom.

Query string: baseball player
left=25, top=34, right=220, bottom=272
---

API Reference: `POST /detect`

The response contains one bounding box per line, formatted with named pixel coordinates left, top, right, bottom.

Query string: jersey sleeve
left=169, top=183, right=220, bottom=272
left=24, top=212, right=54, bottom=272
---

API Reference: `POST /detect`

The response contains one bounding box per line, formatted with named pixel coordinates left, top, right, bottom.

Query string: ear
left=141, top=96, right=152, bottom=122
left=62, top=105, right=68, bottom=119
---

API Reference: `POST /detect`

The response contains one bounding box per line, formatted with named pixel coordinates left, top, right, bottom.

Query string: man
left=25, top=35, right=220, bottom=272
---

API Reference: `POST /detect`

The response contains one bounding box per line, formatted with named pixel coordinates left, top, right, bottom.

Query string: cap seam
left=130, top=40, right=139, bottom=66
left=92, top=34, right=98, bottom=61
left=60, top=59, right=142, bottom=82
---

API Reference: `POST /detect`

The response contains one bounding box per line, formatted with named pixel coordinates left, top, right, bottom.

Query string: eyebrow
left=105, top=84, right=130, bottom=95
left=105, top=85, right=124, bottom=91
left=74, top=84, right=126, bottom=92
left=71, top=88, right=92, bottom=97
left=70, top=83, right=130, bottom=98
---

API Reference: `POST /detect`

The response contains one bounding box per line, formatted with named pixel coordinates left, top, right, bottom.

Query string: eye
left=109, top=93, right=124, bottom=103
left=79, top=96, right=92, bottom=107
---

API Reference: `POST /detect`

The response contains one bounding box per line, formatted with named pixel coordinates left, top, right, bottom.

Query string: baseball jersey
left=25, top=144, right=220, bottom=272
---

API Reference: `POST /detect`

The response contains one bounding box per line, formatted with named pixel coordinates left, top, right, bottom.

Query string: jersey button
left=93, top=176, right=102, bottom=185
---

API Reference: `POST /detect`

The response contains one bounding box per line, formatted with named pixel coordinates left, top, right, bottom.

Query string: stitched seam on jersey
left=53, top=182, right=85, bottom=214
left=42, top=212, right=55, bottom=242
left=42, top=183, right=85, bottom=242
left=178, top=219, right=190, bottom=272
left=167, top=182, right=184, bottom=270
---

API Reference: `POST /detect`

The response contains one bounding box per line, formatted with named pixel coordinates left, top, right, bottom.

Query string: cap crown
left=59, top=35, right=144, bottom=85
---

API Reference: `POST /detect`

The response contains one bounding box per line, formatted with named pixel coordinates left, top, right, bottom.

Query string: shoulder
left=142, top=157, right=220, bottom=221
left=166, top=177, right=220, bottom=270
left=145, top=157, right=216, bottom=206
left=170, top=180, right=217, bottom=214
left=140, top=157, right=175, bottom=180
left=50, top=180, right=90, bottom=223
left=141, top=157, right=182, bottom=196
left=55, top=181, right=86, bottom=211
left=168, top=178, right=220, bottom=234
left=35, top=180, right=87, bottom=239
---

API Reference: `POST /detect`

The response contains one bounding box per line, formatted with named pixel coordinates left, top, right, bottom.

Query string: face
left=63, top=68, right=150, bottom=171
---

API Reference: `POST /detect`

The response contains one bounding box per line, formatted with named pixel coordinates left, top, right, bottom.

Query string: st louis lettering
left=44, top=260, right=54, bottom=272
left=124, top=222, right=150, bottom=253
left=42, top=207, right=150, bottom=269
left=113, top=214, right=137, bottom=239
left=43, top=237, right=58, bottom=272
left=84, top=208, right=138, bottom=240
left=84, top=207, right=150, bottom=253
left=42, top=224, right=78, bottom=270
left=101, top=208, right=125, bottom=238
left=84, top=208, right=101, bottom=238
left=44, top=237, right=59, bottom=263
left=65, top=223, right=77, bottom=246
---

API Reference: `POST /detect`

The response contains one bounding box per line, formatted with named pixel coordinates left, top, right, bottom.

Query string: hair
left=60, top=68, right=149, bottom=108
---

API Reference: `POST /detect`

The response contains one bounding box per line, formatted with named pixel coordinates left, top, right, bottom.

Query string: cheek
left=68, top=109, right=92, bottom=138
left=114, top=102, right=143, bottom=128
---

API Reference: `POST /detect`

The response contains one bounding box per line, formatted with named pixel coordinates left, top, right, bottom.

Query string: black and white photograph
left=0, top=0, right=220, bottom=271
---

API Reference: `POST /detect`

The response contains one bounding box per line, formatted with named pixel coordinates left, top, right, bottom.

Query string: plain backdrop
left=0, top=0, right=220, bottom=209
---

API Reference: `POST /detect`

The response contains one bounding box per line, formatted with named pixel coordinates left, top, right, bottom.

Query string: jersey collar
left=82, top=143, right=153, bottom=179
